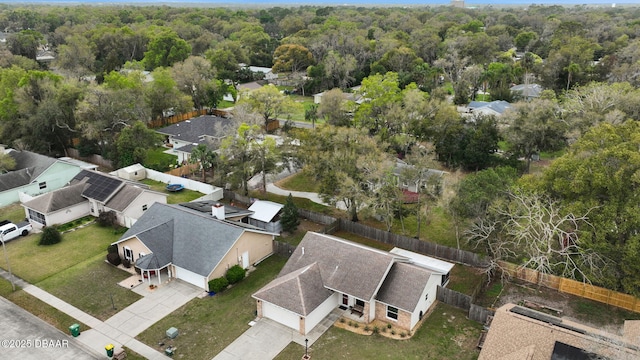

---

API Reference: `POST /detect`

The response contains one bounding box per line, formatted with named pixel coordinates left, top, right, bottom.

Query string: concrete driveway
left=0, top=296, right=101, bottom=359
left=213, top=308, right=342, bottom=360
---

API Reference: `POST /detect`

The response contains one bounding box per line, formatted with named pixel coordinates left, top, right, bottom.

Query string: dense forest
left=2, top=4, right=640, bottom=296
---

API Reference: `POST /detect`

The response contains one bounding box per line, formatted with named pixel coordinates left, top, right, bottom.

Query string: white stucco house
left=21, top=169, right=167, bottom=229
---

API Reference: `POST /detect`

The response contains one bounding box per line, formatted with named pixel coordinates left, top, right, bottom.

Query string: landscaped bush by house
left=106, top=252, right=121, bottom=266
left=225, top=265, right=246, bottom=284
left=122, top=258, right=132, bottom=268
left=208, top=277, right=229, bottom=293
left=39, top=226, right=62, bottom=246
left=97, top=210, right=117, bottom=228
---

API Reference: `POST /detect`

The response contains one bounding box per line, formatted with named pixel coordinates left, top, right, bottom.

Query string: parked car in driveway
left=0, top=221, right=32, bottom=242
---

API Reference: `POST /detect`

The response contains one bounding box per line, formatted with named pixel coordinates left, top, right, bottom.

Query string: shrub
left=364, top=325, right=370, bottom=332
left=106, top=252, right=122, bottom=266
left=339, top=318, right=345, bottom=323
left=391, top=330, right=396, bottom=335
left=208, top=277, right=229, bottom=293
left=387, top=323, right=392, bottom=329
left=373, top=326, right=379, bottom=334
left=39, top=226, right=62, bottom=246
left=97, top=210, right=117, bottom=228
left=354, top=323, right=359, bottom=328
left=122, top=258, right=131, bottom=268
left=400, top=332, right=406, bottom=338
left=107, top=244, right=118, bottom=254
left=225, top=265, right=246, bottom=284
left=381, top=327, right=386, bottom=333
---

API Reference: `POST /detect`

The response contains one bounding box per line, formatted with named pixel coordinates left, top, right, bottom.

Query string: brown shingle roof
left=253, top=263, right=333, bottom=316
left=21, top=181, right=87, bottom=213
left=279, top=232, right=400, bottom=301
left=479, top=303, right=640, bottom=360
left=376, top=262, right=432, bottom=312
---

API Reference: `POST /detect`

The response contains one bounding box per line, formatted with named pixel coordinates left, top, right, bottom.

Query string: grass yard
left=36, top=254, right=142, bottom=321
left=386, top=206, right=466, bottom=250
left=1, top=203, right=27, bottom=223
left=0, top=224, right=120, bottom=284
left=275, top=171, right=320, bottom=193
left=144, top=147, right=177, bottom=172
left=0, top=278, right=89, bottom=333
left=284, top=95, right=315, bottom=122
left=139, top=178, right=204, bottom=204
left=275, top=302, right=482, bottom=360
left=136, top=255, right=288, bottom=360
left=332, top=230, right=394, bottom=251
left=448, top=265, right=487, bottom=296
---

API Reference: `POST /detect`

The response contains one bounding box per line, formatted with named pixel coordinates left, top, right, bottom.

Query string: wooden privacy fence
left=66, top=148, right=113, bottom=169
left=338, top=219, right=489, bottom=268
left=147, top=109, right=208, bottom=129
left=437, top=286, right=495, bottom=325
left=498, top=260, right=640, bottom=313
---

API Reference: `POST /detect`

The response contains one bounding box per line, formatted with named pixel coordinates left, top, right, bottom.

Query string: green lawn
left=283, top=95, right=315, bottom=122
left=275, top=303, right=482, bottom=360
left=1, top=224, right=119, bottom=284
left=139, top=178, right=204, bottom=204
left=448, top=265, right=486, bottom=297
left=136, top=255, right=288, bottom=360
left=37, top=254, right=142, bottom=321
left=144, top=147, right=177, bottom=172
left=276, top=172, right=320, bottom=193
left=0, top=278, right=90, bottom=334
left=1, top=203, right=27, bottom=223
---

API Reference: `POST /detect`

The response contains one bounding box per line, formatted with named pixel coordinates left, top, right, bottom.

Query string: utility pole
left=1, top=234, right=16, bottom=291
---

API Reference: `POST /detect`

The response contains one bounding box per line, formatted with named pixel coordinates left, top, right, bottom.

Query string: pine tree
left=280, top=193, right=300, bottom=233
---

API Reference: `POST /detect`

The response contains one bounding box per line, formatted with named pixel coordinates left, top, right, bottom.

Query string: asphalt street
left=0, top=296, right=100, bottom=360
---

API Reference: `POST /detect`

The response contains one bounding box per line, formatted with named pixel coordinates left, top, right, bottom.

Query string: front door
left=342, top=294, right=349, bottom=306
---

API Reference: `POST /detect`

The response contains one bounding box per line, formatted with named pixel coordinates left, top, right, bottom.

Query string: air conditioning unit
left=166, top=327, right=178, bottom=339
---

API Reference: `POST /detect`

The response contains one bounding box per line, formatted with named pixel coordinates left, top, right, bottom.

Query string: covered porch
left=136, top=253, right=172, bottom=287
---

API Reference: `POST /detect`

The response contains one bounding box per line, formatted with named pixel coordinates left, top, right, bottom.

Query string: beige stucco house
left=111, top=202, right=277, bottom=291
left=253, top=232, right=451, bottom=335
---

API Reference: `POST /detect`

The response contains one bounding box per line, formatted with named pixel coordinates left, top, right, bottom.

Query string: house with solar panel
left=111, top=202, right=277, bottom=290
left=21, top=169, right=167, bottom=229
left=0, top=147, right=97, bottom=207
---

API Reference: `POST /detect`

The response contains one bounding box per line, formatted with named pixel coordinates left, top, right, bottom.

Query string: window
left=355, top=299, right=365, bottom=308
left=387, top=306, right=398, bottom=320
left=142, top=204, right=148, bottom=211
left=28, top=209, right=46, bottom=225
left=124, top=247, right=134, bottom=261
left=38, top=181, right=47, bottom=189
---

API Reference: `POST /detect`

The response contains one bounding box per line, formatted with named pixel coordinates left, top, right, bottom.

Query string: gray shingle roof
left=156, top=115, right=235, bottom=145
left=117, top=203, right=246, bottom=277
left=21, top=181, right=87, bottom=213
left=376, top=262, right=432, bottom=312
left=0, top=150, right=57, bottom=192
left=469, top=100, right=512, bottom=115
left=105, top=184, right=144, bottom=212
left=253, top=263, right=333, bottom=316
left=279, top=232, right=400, bottom=301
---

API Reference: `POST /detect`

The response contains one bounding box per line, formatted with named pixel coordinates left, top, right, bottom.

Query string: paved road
left=0, top=295, right=101, bottom=359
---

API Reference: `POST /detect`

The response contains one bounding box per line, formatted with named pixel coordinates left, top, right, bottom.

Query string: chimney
left=212, top=203, right=225, bottom=220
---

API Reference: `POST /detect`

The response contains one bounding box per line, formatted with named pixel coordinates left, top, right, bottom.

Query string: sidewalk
left=266, top=183, right=348, bottom=210
left=0, top=269, right=199, bottom=359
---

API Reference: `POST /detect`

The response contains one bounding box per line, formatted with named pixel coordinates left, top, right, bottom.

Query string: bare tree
left=466, top=190, right=605, bottom=282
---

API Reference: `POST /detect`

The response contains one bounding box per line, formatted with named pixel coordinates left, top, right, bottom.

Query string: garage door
left=174, top=266, right=205, bottom=289
left=262, top=302, right=300, bottom=331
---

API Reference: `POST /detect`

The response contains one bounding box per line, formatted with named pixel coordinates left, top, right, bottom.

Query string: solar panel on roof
left=72, top=170, right=123, bottom=202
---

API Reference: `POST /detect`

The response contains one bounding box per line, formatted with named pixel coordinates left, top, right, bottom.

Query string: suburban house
left=247, top=200, right=284, bottom=233
left=156, top=115, right=236, bottom=163
left=111, top=202, right=277, bottom=291
left=510, top=83, right=543, bottom=101
left=253, top=232, right=452, bottom=335
left=0, top=148, right=97, bottom=207
left=245, top=65, right=278, bottom=81
left=21, top=169, right=167, bottom=229
left=479, top=303, right=640, bottom=360
left=312, top=86, right=363, bottom=105
left=393, top=159, right=448, bottom=202
left=468, top=100, right=512, bottom=117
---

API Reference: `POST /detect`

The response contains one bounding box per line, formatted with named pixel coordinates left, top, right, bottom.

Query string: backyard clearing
left=274, top=302, right=482, bottom=360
